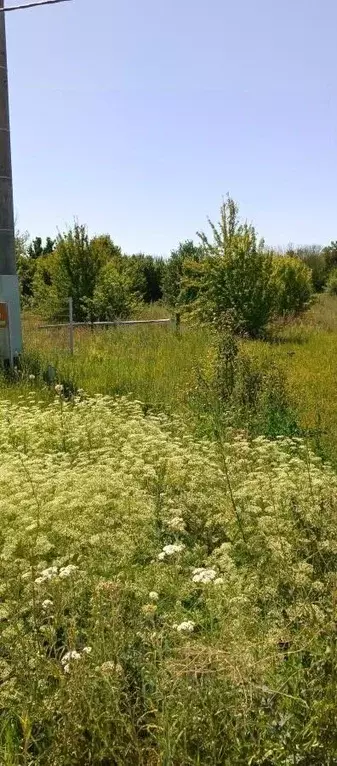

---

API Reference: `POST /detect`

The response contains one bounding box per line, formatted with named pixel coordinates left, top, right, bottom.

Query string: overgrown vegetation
left=1, top=392, right=337, bottom=764
left=16, top=196, right=328, bottom=334
left=7, top=198, right=337, bottom=763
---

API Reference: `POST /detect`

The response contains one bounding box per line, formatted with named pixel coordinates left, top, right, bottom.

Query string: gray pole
left=0, top=0, right=22, bottom=363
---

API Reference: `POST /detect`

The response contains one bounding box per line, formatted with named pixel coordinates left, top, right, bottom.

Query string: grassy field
left=1, top=391, right=337, bottom=764
left=1, top=296, right=337, bottom=762
left=250, top=294, right=337, bottom=462
left=20, top=294, right=337, bottom=463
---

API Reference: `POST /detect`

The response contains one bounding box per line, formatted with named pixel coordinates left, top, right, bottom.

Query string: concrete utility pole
left=0, top=0, right=72, bottom=364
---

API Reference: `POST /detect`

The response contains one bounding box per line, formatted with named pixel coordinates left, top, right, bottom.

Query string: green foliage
left=28, top=235, right=55, bottom=259
left=273, top=255, right=313, bottom=317
left=91, top=261, right=136, bottom=320
left=326, top=266, right=337, bottom=296
left=289, top=245, right=326, bottom=292
left=181, top=197, right=275, bottom=337
left=17, top=255, right=36, bottom=305
left=189, top=315, right=299, bottom=439
left=126, top=253, right=165, bottom=303
left=322, top=240, right=337, bottom=274
left=0, top=392, right=337, bottom=763
left=16, top=235, right=56, bottom=305
left=33, top=224, right=122, bottom=321
left=163, top=240, right=202, bottom=308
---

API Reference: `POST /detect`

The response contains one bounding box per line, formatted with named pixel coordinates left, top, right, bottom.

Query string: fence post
left=68, top=297, right=74, bottom=355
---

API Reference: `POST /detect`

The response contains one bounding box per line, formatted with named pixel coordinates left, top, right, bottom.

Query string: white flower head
left=61, top=650, right=82, bottom=671
left=167, top=516, right=186, bottom=532
left=158, top=543, right=185, bottom=560
left=35, top=566, right=58, bottom=584
left=176, top=620, right=195, bottom=633
left=99, top=661, right=123, bottom=676
left=82, top=646, right=92, bottom=655
left=41, top=599, right=53, bottom=610
left=149, top=591, right=159, bottom=601
left=192, top=568, right=217, bottom=584
left=28, top=374, right=36, bottom=381
left=55, top=384, right=64, bottom=395
left=59, top=564, right=79, bottom=579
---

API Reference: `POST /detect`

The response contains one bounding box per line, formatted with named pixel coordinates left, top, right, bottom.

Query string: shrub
left=181, top=197, right=275, bottom=337
left=32, top=224, right=123, bottom=321
left=189, top=315, right=299, bottom=439
left=326, top=266, right=337, bottom=295
left=91, top=261, right=137, bottom=320
left=291, top=245, right=326, bottom=292
left=163, top=240, right=203, bottom=309
left=273, top=255, right=313, bottom=317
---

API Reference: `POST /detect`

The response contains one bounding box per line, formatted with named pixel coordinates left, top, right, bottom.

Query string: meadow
left=19, top=293, right=337, bottom=463
left=1, top=294, right=337, bottom=763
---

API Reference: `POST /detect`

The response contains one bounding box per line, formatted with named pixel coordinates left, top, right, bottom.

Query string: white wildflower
left=214, top=577, right=224, bottom=585
left=167, top=516, right=186, bottom=532
left=28, top=374, right=36, bottom=381
left=149, top=591, right=159, bottom=601
left=176, top=620, right=195, bottom=633
left=59, top=564, right=79, bottom=579
left=41, top=599, right=53, bottom=610
left=158, top=543, right=185, bottom=560
left=61, top=650, right=82, bottom=671
left=55, top=384, right=64, bottom=395
left=82, top=646, right=92, bottom=655
left=192, top=568, right=217, bottom=584
left=35, top=566, right=58, bottom=584
left=99, top=661, right=123, bottom=676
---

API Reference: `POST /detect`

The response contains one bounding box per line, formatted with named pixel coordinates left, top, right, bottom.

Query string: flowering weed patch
left=0, top=393, right=337, bottom=763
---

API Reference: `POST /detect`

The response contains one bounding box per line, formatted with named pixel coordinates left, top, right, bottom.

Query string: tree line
left=15, top=197, right=337, bottom=336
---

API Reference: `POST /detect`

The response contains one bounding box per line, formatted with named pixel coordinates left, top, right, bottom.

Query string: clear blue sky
left=6, top=0, right=337, bottom=255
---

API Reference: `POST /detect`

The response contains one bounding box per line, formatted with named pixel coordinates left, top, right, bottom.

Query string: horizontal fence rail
left=37, top=299, right=181, bottom=355
left=38, top=318, right=173, bottom=329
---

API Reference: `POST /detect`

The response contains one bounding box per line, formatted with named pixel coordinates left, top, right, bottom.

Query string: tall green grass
left=20, top=294, right=337, bottom=463
left=23, top=315, right=210, bottom=412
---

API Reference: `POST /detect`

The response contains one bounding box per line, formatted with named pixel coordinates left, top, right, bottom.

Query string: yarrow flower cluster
left=149, top=591, right=159, bottom=601
left=192, top=568, right=217, bottom=584
left=35, top=567, right=58, bottom=585
left=41, top=599, right=53, bottom=610
left=97, top=661, right=123, bottom=677
left=174, top=620, right=195, bottom=633
left=166, top=516, right=186, bottom=532
left=61, top=647, right=92, bottom=673
left=35, top=564, right=78, bottom=585
left=158, top=543, right=185, bottom=561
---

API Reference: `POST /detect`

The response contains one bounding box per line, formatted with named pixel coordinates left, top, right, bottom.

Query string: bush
left=91, top=261, right=137, bottom=320
left=291, top=246, right=326, bottom=292
left=326, top=267, right=337, bottom=295
left=189, top=315, right=299, bottom=439
left=273, top=255, right=313, bottom=317
left=125, top=254, right=166, bottom=303
left=32, top=225, right=123, bottom=321
left=181, top=197, right=275, bottom=337
left=163, top=240, right=203, bottom=308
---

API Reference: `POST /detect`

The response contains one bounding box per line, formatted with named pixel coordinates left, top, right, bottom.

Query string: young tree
left=92, top=261, right=136, bottom=320
left=163, top=240, right=203, bottom=308
left=182, top=197, right=275, bottom=337
left=32, top=225, right=125, bottom=321
left=273, top=256, right=313, bottom=316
